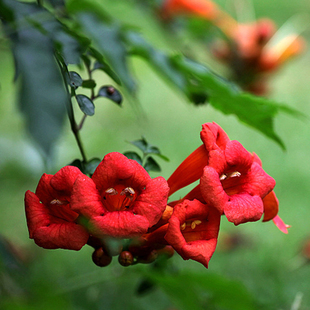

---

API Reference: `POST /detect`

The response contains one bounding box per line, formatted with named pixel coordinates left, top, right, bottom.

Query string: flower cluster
left=160, top=0, right=304, bottom=95
left=212, top=18, right=304, bottom=95
left=25, top=123, right=288, bottom=268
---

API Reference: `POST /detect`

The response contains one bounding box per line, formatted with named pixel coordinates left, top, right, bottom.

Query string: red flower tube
left=24, top=166, right=89, bottom=250
left=71, top=152, right=169, bottom=238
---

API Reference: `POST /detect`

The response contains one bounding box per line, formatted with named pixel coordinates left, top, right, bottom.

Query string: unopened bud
left=92, top=247, right=112, bottom=267
left=118, top=251, right=134, bottom=267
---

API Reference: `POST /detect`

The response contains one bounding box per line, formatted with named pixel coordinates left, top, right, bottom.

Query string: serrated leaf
left=98, top=85, right=122, bottom=105
left=76, top=94, right=95, bottom=116
left=82, top=79, right=96, bottom=89
left=123, top=152, right=143, bottom=165
left=169, top=55, right=303, bottom=149
left=144, top=157, right=161, bottom=172
left=69, top=71, right=83, bottom=89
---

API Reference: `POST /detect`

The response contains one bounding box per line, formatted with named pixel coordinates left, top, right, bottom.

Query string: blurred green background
left=1, top=0, right=310, bottom=309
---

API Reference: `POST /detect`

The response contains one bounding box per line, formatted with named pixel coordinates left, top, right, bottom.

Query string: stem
left=77, top=57, right=96, bottom=130
left=69, top=88, right=88, bottom=163
left=78, top=114, right=87, bottom=131
left=55, top=53, right=88, bottom=163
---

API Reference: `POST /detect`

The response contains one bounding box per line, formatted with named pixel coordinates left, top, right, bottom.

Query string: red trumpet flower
left=24, top=166, right=89, bottom=250
left=71, top=152, right=169, bottom=238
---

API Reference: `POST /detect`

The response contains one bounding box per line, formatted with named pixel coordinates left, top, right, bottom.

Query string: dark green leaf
left=82, top=79, right=96, bottom=89
left=144, top=157, right=161, bottom=172
left=74, top=11, right=136, bottom=92
left=69, top=159, right=84, bottom=172
left=89, top=48, right=122, bottom=85
left=125, top=31, right=186, bottom=91
left=98, top=86, right=122, bottom=105
left=84, top=157, right=101, bottom=175
left=169, top=55, right=303, bottom=149
left=69, top=71, right=83, bottom=89
left=123, top=152, right=143, bottom=165
left=81, top=54, right=91, bottom=68
left=0, top=0, right=68, bottom=156
left=76, top=94, right=95, bottom=116
left=129, top=137, right=148, bottom=153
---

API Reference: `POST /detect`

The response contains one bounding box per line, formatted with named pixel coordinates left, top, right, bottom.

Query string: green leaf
left=0, top=0, right=68, bottom=156
left=84, top=157, right=101, bottom=175
left=146, top=145, right=169, bottom=161
left=68, top=71, right=83, bottom=89
left=53, top=27, right=86, bottom=65
left=170, top=55, right=303, bottom=149
left=89, top=47, right=122, bottom=85
left=123, top=152, right=143, bottom=165
left=123, top=29, right=301, bottom=148
left=98, top=85, right=122, bottom=105
left=144, top=157, right=161, bottom=172
left=72, top=9, right=136, bottom=92
left=76, top=94, right=95, bottom=116
left=129, top=137, right=148, bottom=153
left=128, top=137, right=169, bottom=161
left=82, top=79, right=96, bottom=89
left=69, top=159, right=84, bottom=172
left=125, top=31, right=186, bottom=91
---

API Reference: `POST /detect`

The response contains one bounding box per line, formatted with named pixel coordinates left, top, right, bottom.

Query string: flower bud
left=118, top=251, right=134, bottom=267
left=92, top=247, right=112, bottom=267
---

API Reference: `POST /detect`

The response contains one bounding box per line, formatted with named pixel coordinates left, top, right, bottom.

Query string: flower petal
left=133, top=176, right=169, bottom=226
left=50, top=166, right=84, bottom=194
left=242, top=162, right=276, bottom=198
left=224, top=140, right=252, bottom=173
left=262, top=190, right=279, bottom=221
left=272, top=215, right=290, bottom=234
left=92, top=152, right=151, bottom=194
left=32, top=222, right=89, bottom=250
left=89, top=211, right=150, bottom=238
left=224, top=194, right=264, bottom=225
left=167, top=145, right=208, bottom=196
left=200, top=166, right=228, bottom=213
left=25, top=190, right=88, bottom=250
left=200, top=122, right=230, bottom=151
left=71, top=175, right=104, bottom=218
left=35, top=173, right=56, bottom=205
left=25, top=190, right=51, bottom=238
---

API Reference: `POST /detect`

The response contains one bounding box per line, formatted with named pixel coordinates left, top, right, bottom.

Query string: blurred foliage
left=0, top=0, right=310, bottom=309
left=0, top=0, right=303, bottom=158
